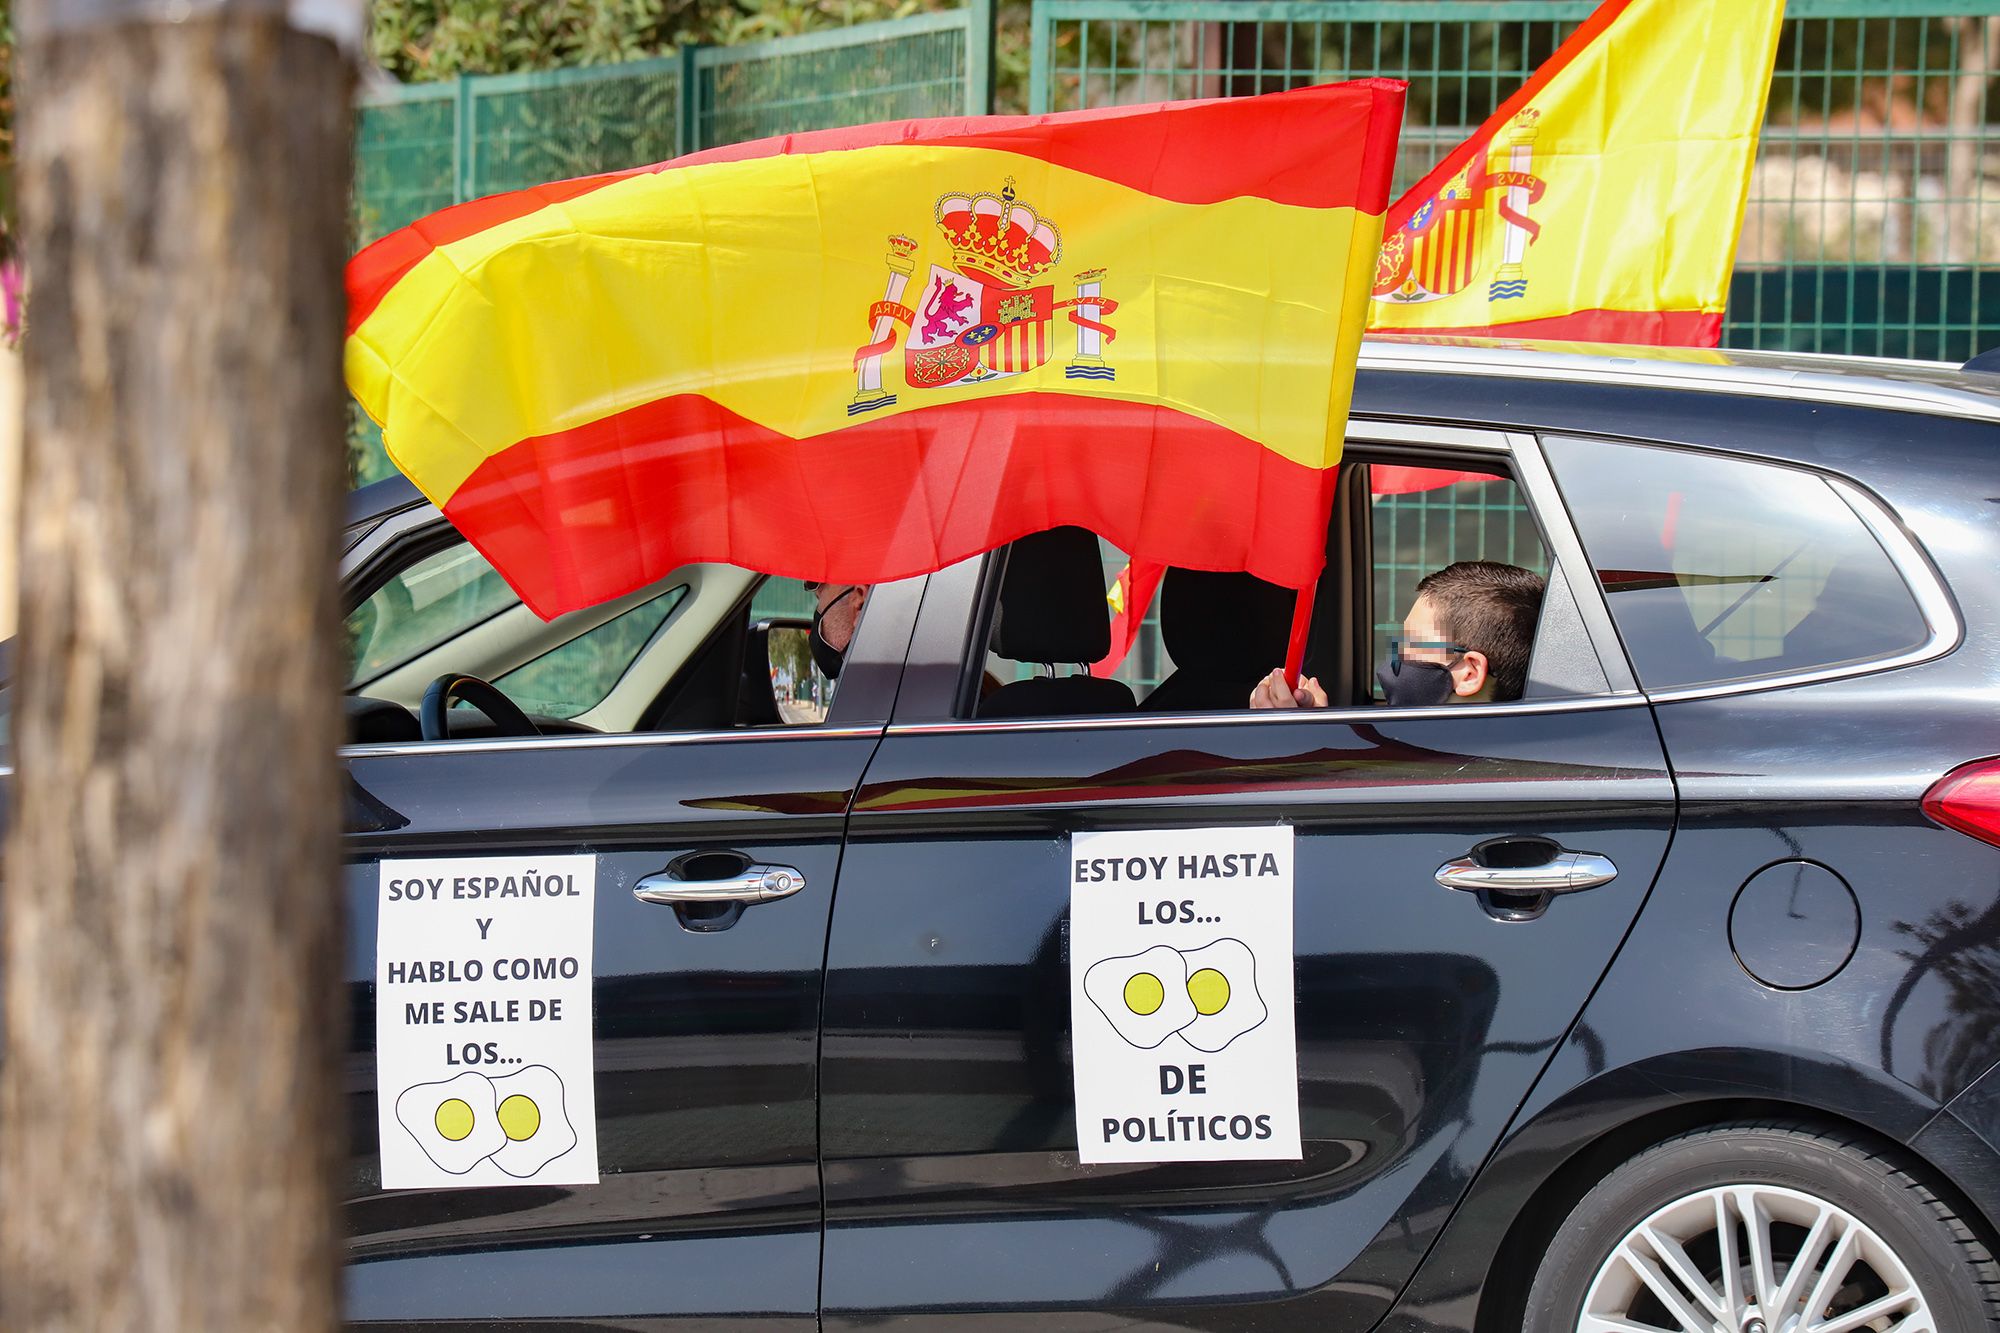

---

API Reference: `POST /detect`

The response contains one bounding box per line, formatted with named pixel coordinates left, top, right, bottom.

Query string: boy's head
left=1402, top=561, right=1546, bottom=703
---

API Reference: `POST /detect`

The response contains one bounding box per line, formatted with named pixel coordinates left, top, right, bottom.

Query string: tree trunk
left=2, top=7, right=353, bottom=1328
left=1947, top=17, right=1999, bottom=265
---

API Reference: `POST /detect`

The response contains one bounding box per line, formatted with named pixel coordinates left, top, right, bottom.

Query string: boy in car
left=1250, top=560, right=1544, bottom=709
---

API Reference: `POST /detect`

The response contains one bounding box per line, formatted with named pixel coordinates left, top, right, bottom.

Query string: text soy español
left=385, top=873, right=584, bottom=902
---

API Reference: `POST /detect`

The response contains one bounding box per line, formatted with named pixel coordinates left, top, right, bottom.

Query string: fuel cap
left=1728, top=860, right=1860, bottom=990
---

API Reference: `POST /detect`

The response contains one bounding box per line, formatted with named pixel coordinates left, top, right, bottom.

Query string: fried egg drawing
left=1175, top=937, right=1267, bottom=1053
left=485, top=1065, right=578, bottom=1178
left=1083, top=944, right=1198, bottom=1049
left=396, top=1071, right=505, bottom=1174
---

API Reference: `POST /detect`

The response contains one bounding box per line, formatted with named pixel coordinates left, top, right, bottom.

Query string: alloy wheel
left=1578, top=1183, right=1936, bottom=1332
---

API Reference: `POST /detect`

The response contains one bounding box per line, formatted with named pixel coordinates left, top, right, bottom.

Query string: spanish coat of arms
left=1373, top=109, right=1547, bottom=307
left=851, top=180, right=1118, bottom=414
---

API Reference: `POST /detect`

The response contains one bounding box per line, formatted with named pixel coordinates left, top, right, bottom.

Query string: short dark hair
left=1413, top=561, right=1546, bottom=702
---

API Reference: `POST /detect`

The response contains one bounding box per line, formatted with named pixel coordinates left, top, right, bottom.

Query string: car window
left=1079, top=466, right=1553, bottom=704
left=346, top=542, right=518, bottom=687
left=338, top=524, right=851, bottom=739
left=965, top=458, right=1558, bottom=717
left=1368, top=464, right=1548, bottom=700
left=495, top=585, right=689, bottom=719
left=1544, top=436, right=1930, bottom=691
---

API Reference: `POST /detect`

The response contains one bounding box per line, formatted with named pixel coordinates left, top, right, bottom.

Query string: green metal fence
left=1028, top=0, right=2000, bottom=361
left=355, top=7, right=988, bottom=247
left=348, top=1, right=2000, bottom=700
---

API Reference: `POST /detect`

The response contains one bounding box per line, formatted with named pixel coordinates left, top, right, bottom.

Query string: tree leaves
left=366, top=0, right=961, bottom=83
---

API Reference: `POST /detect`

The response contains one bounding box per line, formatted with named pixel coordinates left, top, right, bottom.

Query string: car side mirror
left=741, top=617, right=821, bottom=726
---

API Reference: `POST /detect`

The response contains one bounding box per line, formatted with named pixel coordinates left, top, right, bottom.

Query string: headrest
left=992, top=526, right=1112, bottom=665
left=978, top=674, right=1136, bottom=718
left=1160, top=568, right=1294, bottom=680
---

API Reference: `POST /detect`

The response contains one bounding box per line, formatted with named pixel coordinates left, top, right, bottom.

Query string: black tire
left=1523, top=1121, right=2000, bottom=1331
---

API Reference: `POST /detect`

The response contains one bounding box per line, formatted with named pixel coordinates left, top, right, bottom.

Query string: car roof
left=1357, top=336, right=2000, bottom=426
left=346, top=471, right=428, bottom=529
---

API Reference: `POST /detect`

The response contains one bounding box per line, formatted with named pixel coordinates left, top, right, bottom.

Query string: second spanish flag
left=1369, top=0, right=1785, bottom=345
left=346, top=82, right=1406, bottom=619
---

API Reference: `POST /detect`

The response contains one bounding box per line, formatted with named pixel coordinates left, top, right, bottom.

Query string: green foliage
left=768, top=623, right=814, bottom=688
left=369, top=0, right=677, bottom=78
left=366, top=0, right=1029, bottom=113
left=994, top=0, right=1028, bottom=113
left=370, top=0, right=950, bottom=80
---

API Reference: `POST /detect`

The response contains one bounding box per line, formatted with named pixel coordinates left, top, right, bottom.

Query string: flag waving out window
left=1368, top=0, right=1786, bottom=346
left=345, top=82, right=1406, bottom=622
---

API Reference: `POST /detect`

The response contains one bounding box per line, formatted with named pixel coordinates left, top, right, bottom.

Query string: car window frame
left=342, top=513, right=707, bottom=716
left=1346, top=435, right=1596, bottom=703
left=335, top=508, right=925, bottom=758
left=340, top=501, right=462, bottom=618
left=887, top=421, right=1643, bottom=731
left=1538, top=430, right=1962, bottom=703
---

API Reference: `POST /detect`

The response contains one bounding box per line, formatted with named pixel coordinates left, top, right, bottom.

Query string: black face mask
left=810, top=593, right=851, bottom=680
left=1375, top=656, right=1456, bottom=707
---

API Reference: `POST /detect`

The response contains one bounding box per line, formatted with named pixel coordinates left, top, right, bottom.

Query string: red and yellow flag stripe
left=347, top=83, right=1404, bottom=618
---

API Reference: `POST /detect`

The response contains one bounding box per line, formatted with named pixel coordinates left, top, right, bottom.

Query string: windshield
left=346, top=543, right=519, bottom=688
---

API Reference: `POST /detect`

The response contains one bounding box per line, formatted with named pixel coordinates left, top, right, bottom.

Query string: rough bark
left=2, top=9, right=352, bottom=1329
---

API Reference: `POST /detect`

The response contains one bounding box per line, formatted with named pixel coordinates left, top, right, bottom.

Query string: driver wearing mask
left=805, top=581, right=870, bottom=680
left=1249, top=560, right=1544, bottom=709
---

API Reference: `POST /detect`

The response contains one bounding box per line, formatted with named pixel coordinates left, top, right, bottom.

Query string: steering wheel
left=419, top=674, right=542, bottom=741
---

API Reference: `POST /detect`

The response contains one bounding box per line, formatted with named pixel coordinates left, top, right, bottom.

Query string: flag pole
left=1283, top=582, right=1315, bottom=690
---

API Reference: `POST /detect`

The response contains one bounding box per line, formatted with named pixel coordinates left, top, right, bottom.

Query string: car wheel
left=1522, top=1122, right=2000, bottom=1332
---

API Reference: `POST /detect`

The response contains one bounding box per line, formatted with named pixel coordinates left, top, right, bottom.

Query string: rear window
left=1544, top=436, right=1929, bottom=691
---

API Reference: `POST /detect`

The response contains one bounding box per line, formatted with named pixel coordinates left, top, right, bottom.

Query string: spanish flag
left=1094, top=558, right=1167, bottom=678
left=346, top=82, right=1405, bottom=619
left=1368, top=0, right=1785, bottom=345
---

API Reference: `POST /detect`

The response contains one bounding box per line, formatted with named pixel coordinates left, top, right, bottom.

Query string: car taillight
left=1923, top=759, right=2000, bottom=847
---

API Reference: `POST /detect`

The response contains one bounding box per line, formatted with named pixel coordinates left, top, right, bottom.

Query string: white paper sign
left=1069, top=826, right=1300, bottom=1163
left=376, top=855, right=598, bottom=1189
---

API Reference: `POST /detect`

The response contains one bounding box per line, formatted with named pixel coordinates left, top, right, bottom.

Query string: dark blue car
left=335, top=339, right=2000, bottom=1333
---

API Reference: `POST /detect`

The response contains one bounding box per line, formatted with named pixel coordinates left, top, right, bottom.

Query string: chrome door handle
left=1434, top=851, right=1618, bottom=895
left=634, top=863, right=806, bottom=906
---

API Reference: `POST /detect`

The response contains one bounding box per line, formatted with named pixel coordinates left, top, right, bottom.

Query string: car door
left=339, top=539, right=919, bottom=1329
left=817, top=424, right=1677, bottom=1332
